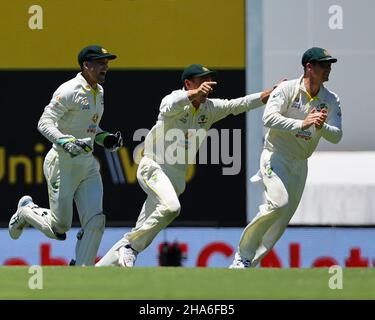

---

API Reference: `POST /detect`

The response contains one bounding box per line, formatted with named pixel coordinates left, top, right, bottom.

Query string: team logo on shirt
left=198, top=114, right=208, bottom=125
left=179, top=113, right=189, bottom=123
left=75, top=95, right=90, bottom=109
left=315, top=103, right=328, bottom=111
left=92, top=113, right=99, bottom=123
left=291, top=96, right=301, bottom=109
left=272, top=92, right=281, bottom=98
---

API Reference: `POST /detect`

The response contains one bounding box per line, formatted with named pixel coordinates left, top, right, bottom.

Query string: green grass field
left=0, top=267, right=374, bottom=300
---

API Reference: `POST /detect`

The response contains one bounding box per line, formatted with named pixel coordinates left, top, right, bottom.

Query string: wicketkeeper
left=9, top=45, right=123, bottom=266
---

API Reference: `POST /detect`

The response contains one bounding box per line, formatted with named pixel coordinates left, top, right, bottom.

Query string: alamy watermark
left=28, top=5, right=43, bottom=30
left=328, top=5, right=343, bottom=30
left=328, top=265, right=343, bottom=290
left=132, top=127, right=242, bottom=175
left=28, top=265, right=43, bottom=290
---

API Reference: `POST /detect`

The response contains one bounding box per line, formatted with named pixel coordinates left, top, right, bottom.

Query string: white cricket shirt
left=263, top=76, right=343, bottom=160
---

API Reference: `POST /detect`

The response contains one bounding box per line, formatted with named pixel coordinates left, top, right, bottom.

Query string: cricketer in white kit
left=96, top=64, right=278, bottom=267
left=230, top=47, right=343, bottom=268
left=9, top=45, right=123, bottom=266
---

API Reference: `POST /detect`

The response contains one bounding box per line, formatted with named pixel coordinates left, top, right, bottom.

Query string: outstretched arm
left=187, top=81, right=217, bottom=104
left=260, top=79, right=287, bottom=104
left=210, top=79, right=287, bottom=123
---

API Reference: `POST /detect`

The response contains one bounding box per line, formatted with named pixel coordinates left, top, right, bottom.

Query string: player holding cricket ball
left=231, top=47, right=343, bottom=268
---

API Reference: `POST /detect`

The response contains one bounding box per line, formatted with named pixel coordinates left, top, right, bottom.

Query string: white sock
left=95, top=237, right=128, bottom=267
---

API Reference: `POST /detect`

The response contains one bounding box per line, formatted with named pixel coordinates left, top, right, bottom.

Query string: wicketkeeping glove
left=95, top=131, right=123, bottom=152
left=56, top=136, right=93, bottom=157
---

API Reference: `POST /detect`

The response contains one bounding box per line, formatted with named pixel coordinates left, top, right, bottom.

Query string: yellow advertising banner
left=3, top=0, right=244, bottom=69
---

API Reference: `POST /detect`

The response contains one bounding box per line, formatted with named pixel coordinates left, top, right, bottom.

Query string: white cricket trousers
left=238, top=148, right=308, bottom=266
left=43, top=149, right=104, bottom=233
left=26, top=148, right=105, bottom=265
left=126, top=156, right=185, bottom=252
left=100, top=156, right=185, bottom=262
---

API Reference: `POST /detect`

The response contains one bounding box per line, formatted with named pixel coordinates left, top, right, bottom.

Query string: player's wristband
left=95, top=132, right=110, bottom=146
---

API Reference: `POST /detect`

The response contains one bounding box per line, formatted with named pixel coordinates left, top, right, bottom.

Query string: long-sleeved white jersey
left=263, top=76, right=343, bottom=159
left=38, top=73, right=105, bottom=153
left=144, top=89, right=264, bottom=172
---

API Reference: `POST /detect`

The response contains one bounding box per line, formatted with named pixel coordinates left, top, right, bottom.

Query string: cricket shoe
left=118, top=242, right=138, bottom=267
left=229, top=252, right=251, bottom=269
left=9, top=195, right=34, bottom=240
left=51, top=227, right=67, bottom=241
